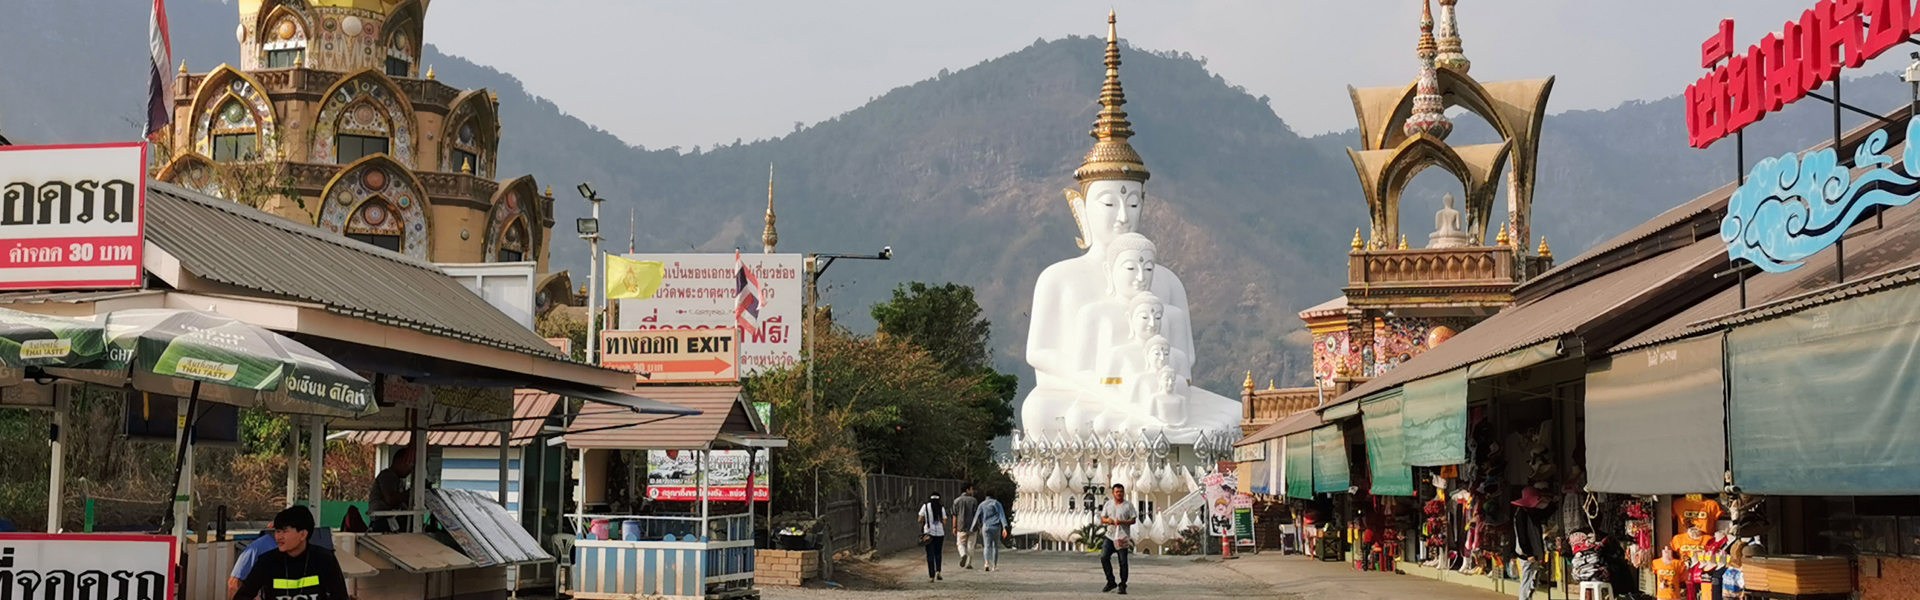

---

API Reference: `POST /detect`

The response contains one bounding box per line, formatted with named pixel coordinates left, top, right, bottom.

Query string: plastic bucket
left=590, top=519, right=612, bottom=541
left=621, top=520, right=643, bottom=541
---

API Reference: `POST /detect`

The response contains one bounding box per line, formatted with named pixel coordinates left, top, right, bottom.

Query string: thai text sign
left=1724, top=120, right=1920, bottom=271
left=1686, top=2, right=1914, bottom=148
left=0, top=143, right=147, bottom=289
left=646, top=450, right=770, bottom=501
left=615, top=253, right=801, bottom=376
left=601, top=328, right=739, bottom=383
left=0, top=533, right=177, bottom=599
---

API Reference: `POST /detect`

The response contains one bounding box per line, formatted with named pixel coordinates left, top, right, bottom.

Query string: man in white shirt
left=1099, top=483, right=1139, bottom=595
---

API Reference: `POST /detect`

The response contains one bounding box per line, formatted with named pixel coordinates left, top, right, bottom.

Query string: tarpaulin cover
left=1466, top=339, right=1562, bottom=379
left=1587, top=333, right=1726, bottom=494
left=1361, top=392, right=1414, bottom=496
left=1402, top=368, right=1468, bottom=466
left=1245, top=460, right=1270, bottom=495
left=1311, top=425, right=1351, bottom=494
left=1729, top=283, right=1920, bottom=494
left=1322, top=400, right=1360, bottom=421
left=1286, top=432, right=1313, bottom=499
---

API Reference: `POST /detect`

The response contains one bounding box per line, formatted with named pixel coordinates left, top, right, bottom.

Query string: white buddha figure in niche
left=1428, top=193, right=1471, bottom=249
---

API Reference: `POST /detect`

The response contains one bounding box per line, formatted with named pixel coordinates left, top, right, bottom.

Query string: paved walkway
left=759, top=548, right=1516, bottom=599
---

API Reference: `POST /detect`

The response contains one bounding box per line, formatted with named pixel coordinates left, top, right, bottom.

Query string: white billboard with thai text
left=0, top=143, right=147, bottom=290
left=616, top=253, right=801, bottom=376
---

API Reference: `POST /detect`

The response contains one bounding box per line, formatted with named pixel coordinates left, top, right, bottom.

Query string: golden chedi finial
left=179, top=60, right=189, bottom=75
left=1243, top=370, right=1255, bottom=391
left=426, top=65, right=436, bottom=80
left=1399, top=234, right=1409, bottom=250
left=763, top=163, right=780, bottom=253
left=1435, top=0, right=1470, bottom=73
left=1074, top=11, right=1150, bottom=184
left=1351, top=228, right=1364, bottom=251
left=1536, top=236, right=1552, bottom=259
left=1267, top=380, right=1277, bottom=391
left=1494, top=223, right=1511, bottom=247
left=1403, top=0, right=1453, bottom=140
left=461, top=157, right=472, bottom=174
left=545, top=185, right=554, bottom=197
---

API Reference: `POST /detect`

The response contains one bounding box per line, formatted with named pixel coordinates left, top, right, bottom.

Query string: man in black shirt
left=233, top=506, right=351, bottom=600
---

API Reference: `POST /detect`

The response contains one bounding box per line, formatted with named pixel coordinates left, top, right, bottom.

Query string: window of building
left=452, top=149, right=478, bottom=174
left=212, top=133, right=258, bottom=162
left=497, top=248, right=524, bottom=262
left=345, top=233, right=403, bottom=252
left=335, top=134, right=389, bottom=164
left=497, top=219, right=528, bottom=262
left=386, top=57, right=410, bottom=78
left=266, top=48, right=304, bottom=69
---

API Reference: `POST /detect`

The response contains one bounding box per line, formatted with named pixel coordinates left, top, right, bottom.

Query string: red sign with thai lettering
left=0, top=143, right=147, bottom=289
left=1686, top=0, right=1914, bottom=148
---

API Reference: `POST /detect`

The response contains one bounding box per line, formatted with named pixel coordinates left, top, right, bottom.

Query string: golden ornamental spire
left=1074, top=10, right=1150, bottom=184
left=1536, top=236, right=1552, bottom=259
left=1351, top=228, right=1364, bottom=251
left=461, top=157, right=472, bottom=174
left=1267, top=380, right=1277, bottom=391
left=762, top=163, right=779, bottom=253
left=1435, top=0, right=1470, bottom=73
left=1403, top=0, right=1453, bottom=140
left=426, top=65, right=436, bottom=80
left=1494, top=223, right=1511, bottom=247
left=1398, top=234, right=1409, bottom=250
left=544, top=185, right=553, bottom=197
left=1243, top=370, right=1255, bottom=391
left=179, top=60, right=188, bottom=75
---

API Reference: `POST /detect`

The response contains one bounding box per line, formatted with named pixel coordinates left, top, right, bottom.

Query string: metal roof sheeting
left=1236, top=409, right=1324, bottom=447
left=427, top=488, right=553, bottom=567
left=566, top=386, right=759, bottom=450
left=145, top=181, right=565, bottom=361
left=348, top=390, right=561, bottom=447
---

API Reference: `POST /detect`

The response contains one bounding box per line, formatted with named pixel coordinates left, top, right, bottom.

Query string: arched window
left=210, top=99, right=260, bottom=161
left=313, top=75, right=415, bottom=167
left=497, top=218, right=528, bottom=262
left=450, top=120, right=481, bottom=174
left=334, top=100, right=392, bottom=164
left=345, top=197, right=404, bottom=252
left=260, top=8, right=308, bottom=68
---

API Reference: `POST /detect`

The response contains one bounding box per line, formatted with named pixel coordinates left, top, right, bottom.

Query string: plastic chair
left=1579, top=582, right=1613, bottom=600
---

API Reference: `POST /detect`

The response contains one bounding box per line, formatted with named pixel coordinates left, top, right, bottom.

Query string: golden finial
left=544, top=185, right=553, bottom=197
left=1074, top=11, right=1149, bottom=184
left=1267, top=380, right=1277, bottom=391
left=1350, top=228, right=1364, bottom=251
left=179, top=60, right=188, bottom=75
left=1398, top=234, right=1409, bottom=250
left=461, top=157, right=472, bottom=174
left=1418, top=0, right=1437, bottom=58
left=488, top=90, right=498, bottom=104
left=1537, top=236, right=1553, bottom=259
left=763, top=163, right=779, bottom=253
left=1494, top=223, right=1511, bottom=247
left=426, top=65, right=436, bottom=80
left=1435, top=0, right=1470, bottom=73
left=1243, top=371, right=1255, bottom=391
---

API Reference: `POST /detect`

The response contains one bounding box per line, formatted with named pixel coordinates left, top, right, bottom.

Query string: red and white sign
left=644, top=486, right=771, bottom=502
left=646, top=449, right=770, bottom=501
left=0, top=143, right=147, bottom=289
left=601, top=328, right=739, bottom=383
left=0, top=533, right=178, bottom=599
left=615, top=253, right=802, bottom=376
left=1686, top=1, right=1914, bottom=148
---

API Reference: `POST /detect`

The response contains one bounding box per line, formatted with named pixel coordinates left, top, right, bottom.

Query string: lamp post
left=803, top=247, right=892, bottom=417
left=577, top=183, right=604, bottom=365
left=1906, top=52, right=1920, bottom=120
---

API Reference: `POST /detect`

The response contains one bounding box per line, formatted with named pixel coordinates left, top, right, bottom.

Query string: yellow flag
left=605, top=255, right=664, bottom=300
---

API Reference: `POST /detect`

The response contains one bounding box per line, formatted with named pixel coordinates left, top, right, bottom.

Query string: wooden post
left=46, top=385, right=68, bottom=532
left=499, top=422, right=512, bottom=509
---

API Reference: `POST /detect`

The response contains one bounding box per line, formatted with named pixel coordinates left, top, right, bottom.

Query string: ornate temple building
left=151, top=0, right=571, bottom=314
left=1242, top=0, right=1555, bottom=433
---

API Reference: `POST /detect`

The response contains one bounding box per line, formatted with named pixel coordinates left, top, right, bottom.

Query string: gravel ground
left=761, top=548, right=1282, bottom=599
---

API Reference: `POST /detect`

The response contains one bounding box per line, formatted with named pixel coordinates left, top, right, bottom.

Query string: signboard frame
left=614, top=253, right=802, bottom=376
left=0, top=532, right=178, bottom=600
left=601, top=327, right=740, bottom=384
left=0, top=143, right=148, bottom=290
left=645, top=450, right=770, bottom=502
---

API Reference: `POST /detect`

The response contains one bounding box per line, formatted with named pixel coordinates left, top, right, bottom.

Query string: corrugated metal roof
left=1327, top=239, right=1727, bottom=408
left=348, top=390, right=560, bottom=447
left=0, top=290, right=162, bottom=304
left=566, top=386, right=758, bottom=450
left=427, top=488, right=553, bottom=567
left=145, top=181, right=565, bottom=361
left=1236, top=409, right=1323, bottom=447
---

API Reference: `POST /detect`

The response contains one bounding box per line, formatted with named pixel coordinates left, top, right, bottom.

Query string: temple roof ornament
left=1494, top=222, right=1511, bottom=247
left=1351, top=228, right=1365, bottom=251
left=763, top=163, right=779, bottom=253
left=1403, top=0, right=1453, bottom=141
left=1074, top=10, right=1150, bottom=184
left=1435, top=0, right=1470, bottom=74
left=1536, top=236, right=1552, bottom=259
left=1243, top=371, right=1255, bottom=391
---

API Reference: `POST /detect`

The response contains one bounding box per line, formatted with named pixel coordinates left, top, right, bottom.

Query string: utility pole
left=577, top=184, right=605, bottom=365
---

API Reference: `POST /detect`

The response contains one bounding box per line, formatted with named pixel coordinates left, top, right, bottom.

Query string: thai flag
left=734, top=250, right=763, bottom=339
left=146, top=0, right=174, bottom=137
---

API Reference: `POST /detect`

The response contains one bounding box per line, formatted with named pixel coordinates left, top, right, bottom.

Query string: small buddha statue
left=1428, top=193, right=1470, bottom=249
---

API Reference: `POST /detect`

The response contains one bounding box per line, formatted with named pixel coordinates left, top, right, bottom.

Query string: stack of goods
left=1622, top=499, right=1654, bottom=568
left=1568, top=531, right=1609, bottom=583
left=1743, top=556, right=1852, bottom=595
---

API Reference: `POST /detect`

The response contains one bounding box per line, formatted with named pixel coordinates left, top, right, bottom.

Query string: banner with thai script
left=615, top=253, right=801, bottom=376
left=0, top=143, right=147, bottom=290
left=645, top=450, right=770, bottom=501
left=0, top=533, right=176, bottom=599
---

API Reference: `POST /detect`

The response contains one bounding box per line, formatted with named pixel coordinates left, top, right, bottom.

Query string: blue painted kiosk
left=562, top=386, right=785, bottom=600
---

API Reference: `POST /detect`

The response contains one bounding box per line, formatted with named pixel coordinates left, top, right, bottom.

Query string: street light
left=578, top=183, right=605, bottom=365
left=1905, top=52, right=1920, bottom=120
left=804, top=247, right=893, bottom=416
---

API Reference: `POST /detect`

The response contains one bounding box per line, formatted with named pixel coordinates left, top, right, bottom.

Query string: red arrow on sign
left=639, top=356, right=732, bottom=376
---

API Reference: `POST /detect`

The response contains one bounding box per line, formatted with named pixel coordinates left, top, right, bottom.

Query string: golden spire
left=1398, top=234, right=1409, bottom=250
left=461, top=157, right=472, bottom=174
left=1243, top=370, right=1255, bottom=391
left=544, top=185, right=553, bottom=197
left=1435, top=0, right=1470, bottom=73
left=1418, top=0, right=1437, bottom=58
left=1494, top=223, right=1511, bottom=247
left=426, top=65, right=436, bottom=80
left=1351, top=228, right=1364, bottom=251
left=1074, top=10, right=1150, bottom=184
left=1267, top=380, right=1277, bottom=391
left=762, top=163, right=779, bottom=254
left=1536, top=236, right=1553, bottom=259
left=179, top=60, right=189, bottom=75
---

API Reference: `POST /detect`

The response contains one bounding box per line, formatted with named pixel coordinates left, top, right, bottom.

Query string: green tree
left=870, top=282, right=1018, bottom=436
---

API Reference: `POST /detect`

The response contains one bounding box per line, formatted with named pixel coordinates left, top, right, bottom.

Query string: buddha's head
left=1081, top=180, right=1144, bottom=250
left=1156, top=366, right=1179, bottom=394
left=1128, top=292, right=1165, bottom=342
left=1105, top=233, right=1156, bottom=297
left=1144, top=335, right=1173, bottom=371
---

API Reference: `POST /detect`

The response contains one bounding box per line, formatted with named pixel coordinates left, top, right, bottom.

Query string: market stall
left=562, top=386, right=785, bottom=600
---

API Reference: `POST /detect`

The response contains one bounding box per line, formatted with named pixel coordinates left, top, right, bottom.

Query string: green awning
left=1322, top=400, right=1360, bottom=421
left=1729, top=282, right=1920, bottom=494
left=1588, top=333, right=1726, bottom=494
left=1361, top=391, right=1413, bottom=496
left=1285, top=432, right=1313, bottom=499
left=1311, top=425, right=1351, bottom=494
left=1402, top=368, right=1468, bottom=466
left=1466, top=339, right=1562, bottom=378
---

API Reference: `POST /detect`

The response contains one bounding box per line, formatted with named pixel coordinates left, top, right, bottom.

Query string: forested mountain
left=2, top=0, right=1909, bottom=395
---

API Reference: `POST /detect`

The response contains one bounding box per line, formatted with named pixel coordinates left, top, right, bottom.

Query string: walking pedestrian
left=975, top=492, right=1009, bottom=571
left=1099, top=483, right=1138, bottom=595
left=951, top=483, right=980, bottom=569
left=917, top=492, right=947, bottom=582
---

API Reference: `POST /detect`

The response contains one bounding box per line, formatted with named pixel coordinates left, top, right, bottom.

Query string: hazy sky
left=422, top=0, right=1913, bottom=150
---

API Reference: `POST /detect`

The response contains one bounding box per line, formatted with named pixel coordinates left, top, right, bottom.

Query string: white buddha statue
left=1428, top=192, right=1471, bottom=249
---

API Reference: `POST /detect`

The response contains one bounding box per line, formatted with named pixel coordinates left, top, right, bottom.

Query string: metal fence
left=862, top=474, right=964, bottom=557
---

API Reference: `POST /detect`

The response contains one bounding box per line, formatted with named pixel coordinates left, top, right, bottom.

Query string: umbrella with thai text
left=0, top=307, right=108, bottom=368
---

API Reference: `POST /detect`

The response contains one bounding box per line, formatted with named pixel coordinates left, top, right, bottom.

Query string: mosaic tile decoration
left=311, top=74, right=414, bottom=167
left=318, top=160, right=431, bottom=259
